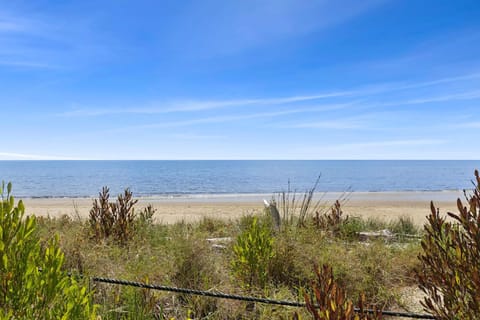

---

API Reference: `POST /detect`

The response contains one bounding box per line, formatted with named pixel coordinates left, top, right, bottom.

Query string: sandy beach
left=20, top=190, right=465, bottom=225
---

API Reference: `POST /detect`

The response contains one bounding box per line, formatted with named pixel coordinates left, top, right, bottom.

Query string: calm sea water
left=0, top=160, right=478, bottom=198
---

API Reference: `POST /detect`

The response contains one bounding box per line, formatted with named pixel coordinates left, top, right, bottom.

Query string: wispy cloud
left=0, top=152, right=78, bottom=160
left=104, top=103, right=365, bottom=133
left=0, top=8, right=109, bottom=70
left=0, top=12, right=55, bottom=68
left=292, top=139, right=450, bottom=159
left=169, top=133, right=227, bottom=140
left=455, top=122, right=480, bottom=128
left=108, top=109, right=308, bottom=132
left=0, top=59, right=60, bottom=69
left=58, top=98, right=357, bottom=118
left=169, top=0, right=387, bottom=58
left=280, top=118, right=367, bottom=130
left=375, top=90, right=480, bottom=107
left=57, top=71, right=480, bottom=118
left=334, top=139, right=448, bottom=149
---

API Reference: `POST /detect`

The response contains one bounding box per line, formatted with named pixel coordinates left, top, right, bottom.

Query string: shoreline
left=20, top=190, right=465, bottom=225
left=19, top=189, right=465, bottom=202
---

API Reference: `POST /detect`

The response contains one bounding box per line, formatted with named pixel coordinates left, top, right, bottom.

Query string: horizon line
left=0, top=159, right=478, bottom=161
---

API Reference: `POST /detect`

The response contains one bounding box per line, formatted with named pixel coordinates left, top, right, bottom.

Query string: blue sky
left=1, top=0, right=480, bottom=160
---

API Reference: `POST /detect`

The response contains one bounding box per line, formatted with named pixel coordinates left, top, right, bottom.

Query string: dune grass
left=34, top=205, right=422, bottom=319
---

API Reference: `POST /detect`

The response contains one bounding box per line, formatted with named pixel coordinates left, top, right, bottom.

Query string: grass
left=34, top=205, right=423, bottom=319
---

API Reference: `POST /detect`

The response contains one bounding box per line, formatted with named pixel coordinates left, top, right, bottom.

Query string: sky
left=1, top=0, right=480, bottom=160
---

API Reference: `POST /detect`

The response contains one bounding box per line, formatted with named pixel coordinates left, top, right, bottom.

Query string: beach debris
left=358, top=229, right=394, bottom=241
left=206, top=237, right=232, bottom=250
left=211, top=244, right=227, bottom=250
left=264, top=199, right=281, bottom=231
left=206, top=237, right=232, bottom=243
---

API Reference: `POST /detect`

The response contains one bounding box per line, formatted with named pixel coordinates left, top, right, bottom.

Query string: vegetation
left=416, top=170, right=480, bottom=319
left=304, top=264, right=383, bottom=320
left=30, top=185, right=423, bottom=319
left=0, top=182, right=96, bottom=319
left=232, top=216, right=275, bottom=288
left=10, top=177, right=469, bottom=319
left=273, top=175, right=350, bottom=228
left=89, top=186, right=139, bottom=245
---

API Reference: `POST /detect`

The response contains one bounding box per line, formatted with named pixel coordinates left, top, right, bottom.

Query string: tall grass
left=273, top=175, right=351, bottom=228
left=27, top=183, right=427, bottom=319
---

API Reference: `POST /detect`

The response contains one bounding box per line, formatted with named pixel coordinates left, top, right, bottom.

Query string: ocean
left=0, top=160, right=478, bottom=198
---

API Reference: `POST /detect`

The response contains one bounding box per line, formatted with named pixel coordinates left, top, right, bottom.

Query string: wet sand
left=20, top=190, right=465, bottom=225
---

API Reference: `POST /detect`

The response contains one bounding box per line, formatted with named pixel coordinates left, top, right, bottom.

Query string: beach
left=21, top=190, right=465, bottom=225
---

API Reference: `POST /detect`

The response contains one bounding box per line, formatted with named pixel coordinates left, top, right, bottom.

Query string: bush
left=416, top=170, right=480, bottom=319
left=89, top=186, right=139, bottom=244
left=388, top=216, right=418, bottom=236
left=313, top=200, right=348, bottom=235
left=232, top=216, right=275, bottom=288
left=0, top=182, right=96, bottom=319
left=304, top=264, right=383, bottom=320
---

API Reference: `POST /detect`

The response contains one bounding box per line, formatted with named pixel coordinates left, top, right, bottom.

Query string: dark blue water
left=0, top=160, right=478, bottom=198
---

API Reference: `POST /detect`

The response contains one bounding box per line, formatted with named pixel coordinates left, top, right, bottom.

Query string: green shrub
left=388, top=216, right=418, bottom=236
left=0, top=182, right=96, bottom=319
left=232, top=216, right=275, bottom=288
left=416, top=170, right=480, bottom=319
left=338, top=216, right=365, bottom=239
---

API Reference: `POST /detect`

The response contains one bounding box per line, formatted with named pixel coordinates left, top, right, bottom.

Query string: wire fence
left=89, top=275, right=436, bottom=319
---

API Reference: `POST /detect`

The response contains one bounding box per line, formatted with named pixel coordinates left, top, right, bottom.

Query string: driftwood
left=264, top=199, right=281, bottom=231
left=206, top=237, right=232, bottom=251
left=206, top=237, right=232, bottom=243
left=358, top=229, right=394, bottom=241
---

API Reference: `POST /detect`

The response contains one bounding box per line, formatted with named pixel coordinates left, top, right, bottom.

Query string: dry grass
left=34, top=204, right=422, bottom=319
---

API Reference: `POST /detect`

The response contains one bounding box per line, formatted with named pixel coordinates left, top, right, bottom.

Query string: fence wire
left=90, top=275, right=436, bottom=319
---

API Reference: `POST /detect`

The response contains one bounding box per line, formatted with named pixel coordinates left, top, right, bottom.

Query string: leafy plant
left=304, top=264, right=383, bottom=320
left=232, top=216, right=275, bottom=288
left=416, top=170, right=480, bottom=319
left=388, top=216, right=418, bottom=236
left=139, top=204, right=156, bottom=225
left=313, top=200, right=348, bottom=235
left=0, top=182, right=96, bottom=319
left=89, top=186, right=139, bottom=244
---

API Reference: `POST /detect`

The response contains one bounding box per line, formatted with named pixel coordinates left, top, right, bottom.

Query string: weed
left=304, top=264, right=383, bottom=319
left=339, top=216, right=365, bottom=239
left=232, top=216, right=275, bottom=288
left=30, top=188, right=424, bottom=319
left=416, top=170, right=480, bottom=319
left=313, top=200, right=348, bottom=235
left=89, top=186, right=159, bottom=245
left=388, top=216, right=418, bottom=236
left=139, top=204, right=156, bottom=225
left=275, top=175, right=326, bottom=228
left=0, top=182, right=96, bottom=319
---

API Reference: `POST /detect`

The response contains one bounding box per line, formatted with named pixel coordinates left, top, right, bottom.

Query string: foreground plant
left=304, top=264, right=382, bottom=320
left=0, top=182, right=96, bottom=319
left=232, top=216, right=275, bottom=288
left=416, top=170, right=480, bottom=319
